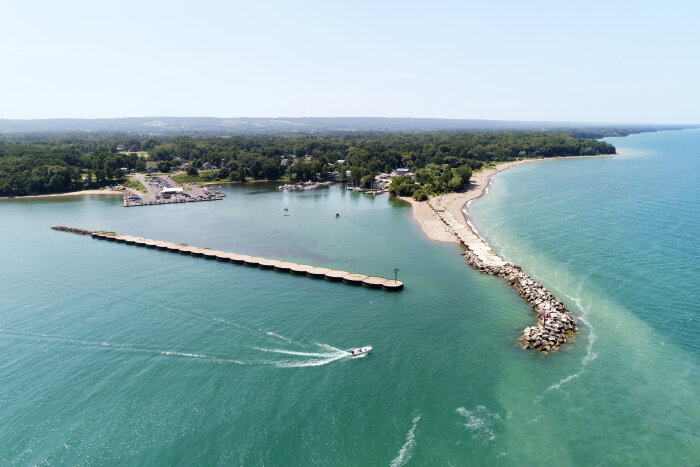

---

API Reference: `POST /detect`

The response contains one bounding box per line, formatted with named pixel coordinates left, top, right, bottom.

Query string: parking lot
left=123, top=174, right=225, bottom=207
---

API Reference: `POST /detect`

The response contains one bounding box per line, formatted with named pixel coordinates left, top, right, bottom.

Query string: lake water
left=1, top=129, right=698, bottom=465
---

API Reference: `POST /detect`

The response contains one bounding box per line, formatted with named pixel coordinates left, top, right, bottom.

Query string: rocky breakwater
left=464, top=251, right=577, bottom=351
left=51, top=226, right=93, bottom=236
left=426, top=198, right=577, bottom=352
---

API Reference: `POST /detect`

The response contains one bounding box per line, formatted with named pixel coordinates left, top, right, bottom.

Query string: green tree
left=157, top=161, right=171, bottom=173
left=135, top=158, right=147, bottom=172
left=413, top=188, right=429, bottom=201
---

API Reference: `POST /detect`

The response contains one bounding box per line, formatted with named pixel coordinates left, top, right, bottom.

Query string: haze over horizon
left=2, top=0, right=698, bottom=124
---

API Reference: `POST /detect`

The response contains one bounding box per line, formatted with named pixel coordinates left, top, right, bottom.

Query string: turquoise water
left=1, top=130, right=698, bottom=464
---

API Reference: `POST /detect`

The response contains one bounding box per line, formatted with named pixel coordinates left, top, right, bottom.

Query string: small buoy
left=335, top=212, right=340, bottom=217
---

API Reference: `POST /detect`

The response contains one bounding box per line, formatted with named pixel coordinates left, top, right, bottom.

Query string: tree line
left=0, top=131, right=615, bottom=196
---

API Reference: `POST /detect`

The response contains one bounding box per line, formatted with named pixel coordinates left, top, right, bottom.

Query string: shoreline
left=0, top=189, right=123, bottom=200
left=403, top=154, right=617, bottom=244
left=403, top=154, right=618, bottom=351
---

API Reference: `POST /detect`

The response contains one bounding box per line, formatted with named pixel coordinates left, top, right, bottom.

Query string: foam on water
left=542, top=288, right=598, bottom=396
left=389, top=414, right=421, bottom=467
left=455, top=406, right=500, bottom=442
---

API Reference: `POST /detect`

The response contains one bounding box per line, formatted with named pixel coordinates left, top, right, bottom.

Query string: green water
left=1, top=130, right=698, bottom=464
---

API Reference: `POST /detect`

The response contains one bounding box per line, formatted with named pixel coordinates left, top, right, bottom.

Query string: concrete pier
left=342, top=273, right=368, bottom=285
left=52, top=227, right=403, bottom=291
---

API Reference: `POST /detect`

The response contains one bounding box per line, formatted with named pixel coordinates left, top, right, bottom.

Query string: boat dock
left=51, top=226, right=403, bottom=291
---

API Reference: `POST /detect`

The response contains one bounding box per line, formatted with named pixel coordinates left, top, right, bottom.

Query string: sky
left=1, top=0, right=698, bottom=123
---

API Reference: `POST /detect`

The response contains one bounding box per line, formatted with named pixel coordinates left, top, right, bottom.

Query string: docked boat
left=348, top=346, right=372, bottom=357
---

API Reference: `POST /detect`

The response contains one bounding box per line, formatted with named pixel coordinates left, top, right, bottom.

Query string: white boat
left=348, top=346, right=372, bottom=357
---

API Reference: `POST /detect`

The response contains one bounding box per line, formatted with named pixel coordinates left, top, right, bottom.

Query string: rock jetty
left=51, top=226, right=93, bottom=236
left=426, top=199, right=577, bottom=352
left=463, top=251, right=576, bottom=351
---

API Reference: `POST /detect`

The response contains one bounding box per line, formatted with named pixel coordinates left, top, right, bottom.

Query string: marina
left=51, top=226, right=404, bottom=291
left=277, top=181, right=334, bottom=191
left=123, top=174, right=225, bottom=207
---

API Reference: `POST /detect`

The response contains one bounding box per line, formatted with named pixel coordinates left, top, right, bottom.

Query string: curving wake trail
left=0, top=327, right=247, bottom=364
left=1, top=325, right=355, bottom=369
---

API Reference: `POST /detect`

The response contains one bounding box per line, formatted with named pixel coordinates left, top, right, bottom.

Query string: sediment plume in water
left=427, top=197, right=577, bottom=353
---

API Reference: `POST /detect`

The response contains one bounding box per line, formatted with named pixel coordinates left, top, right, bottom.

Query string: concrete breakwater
left=51, top=226, right=403, bottom=291
left=426, top=200, right=577, bottom=352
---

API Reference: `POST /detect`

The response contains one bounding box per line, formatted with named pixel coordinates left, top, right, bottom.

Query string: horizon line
left=0, top=116, right=697, bottom=126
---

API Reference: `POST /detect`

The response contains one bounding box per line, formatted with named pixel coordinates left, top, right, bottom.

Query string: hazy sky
left=1, top=0, right=698, bottom=123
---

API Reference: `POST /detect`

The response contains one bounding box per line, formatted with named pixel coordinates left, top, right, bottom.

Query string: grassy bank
left=123, top=178, right=147, bottom=192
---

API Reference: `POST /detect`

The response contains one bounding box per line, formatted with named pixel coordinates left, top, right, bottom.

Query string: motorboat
left=348, top=346, right=372, bottom=357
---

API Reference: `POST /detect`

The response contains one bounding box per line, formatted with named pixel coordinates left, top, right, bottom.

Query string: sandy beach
left=402, top=159, right=535, bottom=243
left=0, top=189, right=123, bottom=200
left=404, top=155, right=617, bottom=244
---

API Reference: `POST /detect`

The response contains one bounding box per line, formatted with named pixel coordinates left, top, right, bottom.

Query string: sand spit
left=402, top=157, right=618, bottom=351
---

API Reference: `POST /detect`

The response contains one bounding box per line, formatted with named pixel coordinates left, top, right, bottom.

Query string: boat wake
left=255, top=344, right=351, bottom=368
left=265, top=331, right=293, bottom=343
left=1, top=282, right=355, bottom=369
left=0, top=327, right=246, bottom=364
left=389, top=413, right=421, bottom=467
left=253, top=347, right=339, bottom=358
left=271, top=352, right=348, bottom=368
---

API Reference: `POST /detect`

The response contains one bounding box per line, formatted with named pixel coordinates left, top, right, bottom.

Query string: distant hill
left=0, top=117, right=695, bottom=136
